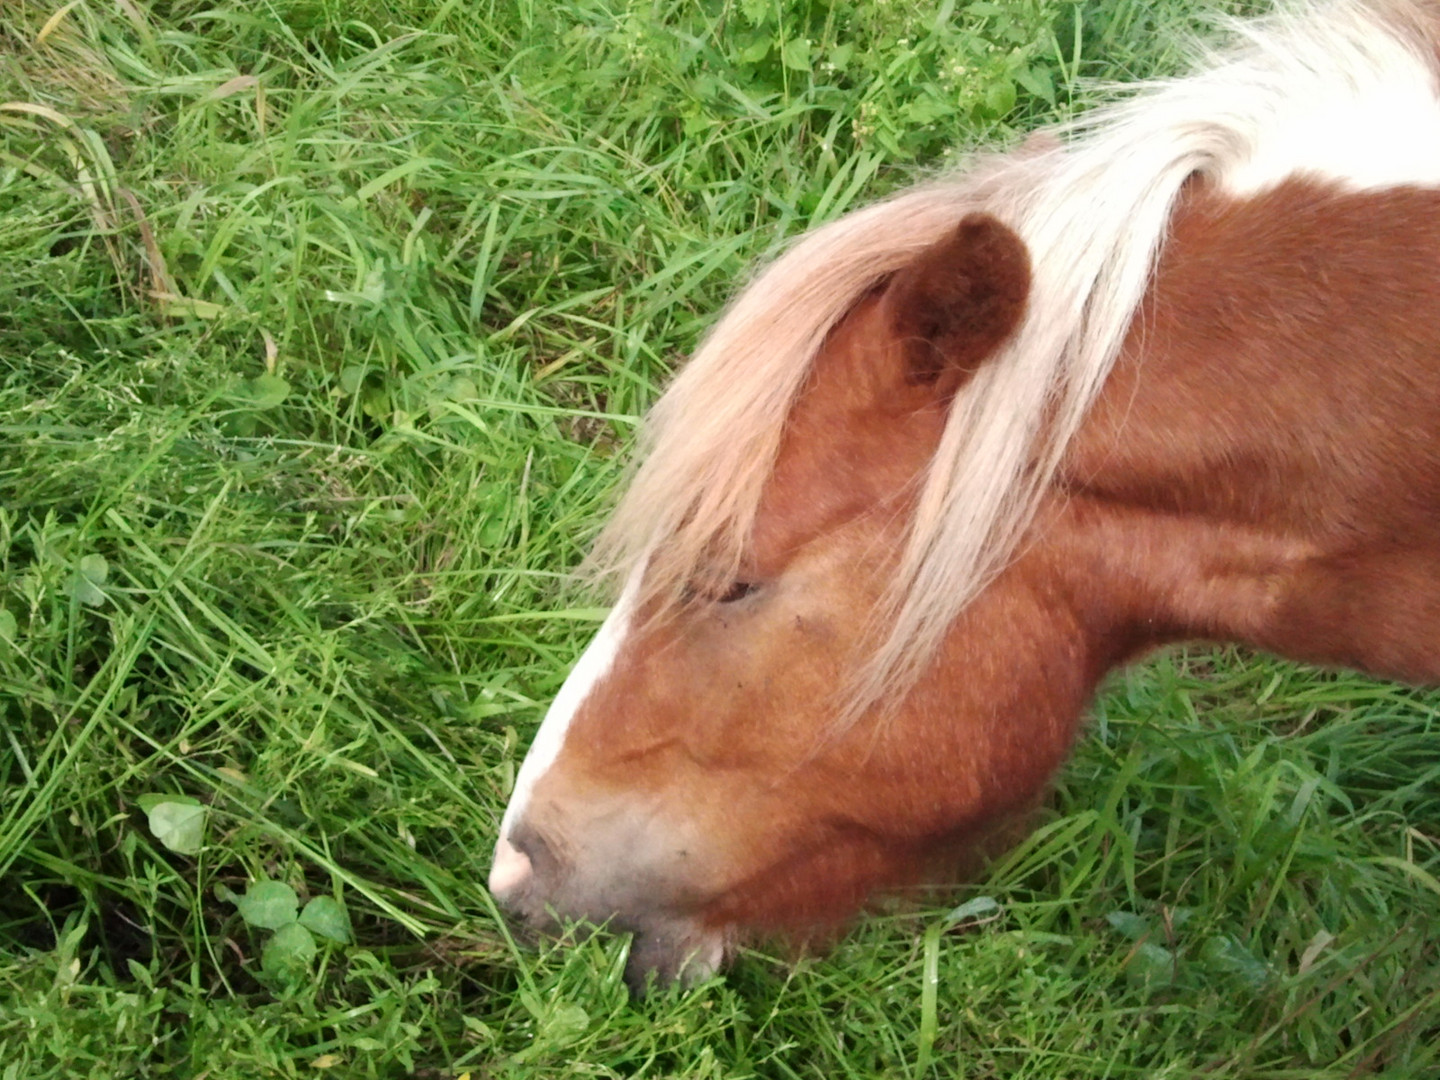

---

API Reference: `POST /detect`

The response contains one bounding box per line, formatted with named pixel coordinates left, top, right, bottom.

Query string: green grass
left=2, top=0, right=1438, bottom=1076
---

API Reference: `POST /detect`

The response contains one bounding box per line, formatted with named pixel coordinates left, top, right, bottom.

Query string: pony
left=489, top=0, right=1440, bottom=987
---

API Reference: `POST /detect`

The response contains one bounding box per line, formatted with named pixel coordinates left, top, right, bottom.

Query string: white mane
left=591, top=0, right=1440, bottom=712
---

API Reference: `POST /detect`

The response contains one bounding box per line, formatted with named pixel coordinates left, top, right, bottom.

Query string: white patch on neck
left=1221, top=83, right=1440, bottom=196
left=495, top=571, right=642, bottom=847
left=1206, top=9, right=1440, bottom=195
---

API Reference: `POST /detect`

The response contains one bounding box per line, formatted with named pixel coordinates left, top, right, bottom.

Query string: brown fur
left=502, top=177, right=1440, bottom=981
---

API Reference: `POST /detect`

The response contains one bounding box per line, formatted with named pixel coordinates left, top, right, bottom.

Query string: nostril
left=488, top=835, right=534, bottom=900
left=491, top=822, right=562, bottom=906
left=510, top=821, right=560, bottom=874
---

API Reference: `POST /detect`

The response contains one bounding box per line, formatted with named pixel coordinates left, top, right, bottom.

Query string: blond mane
left=590, top=0, right=1440, bottom=715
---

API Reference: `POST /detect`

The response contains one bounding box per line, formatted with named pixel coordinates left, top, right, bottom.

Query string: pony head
left=487, top=215, right=1079, bottom=984
left=488, top=0, right=1440, bottom=988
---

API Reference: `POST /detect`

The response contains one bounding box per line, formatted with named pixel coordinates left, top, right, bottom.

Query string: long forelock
left=590, top=0, right=1440, bottom=715
left=586, top=180, right=996, bottom=606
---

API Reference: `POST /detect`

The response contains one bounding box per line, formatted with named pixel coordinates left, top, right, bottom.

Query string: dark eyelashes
left=678, top=578, right=763, bottom=606
left=716, top=581, right=760, bottom=604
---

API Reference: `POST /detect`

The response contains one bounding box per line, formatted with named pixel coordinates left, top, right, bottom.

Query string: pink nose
left=488, top=835, right=533, bottom=899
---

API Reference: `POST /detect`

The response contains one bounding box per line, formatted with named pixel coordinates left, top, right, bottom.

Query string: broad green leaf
left=1105, top=911, right=1150, bottom=941
left=235, top=880, right=299, bottom=929
left=73, top=579, right=105, bottom=607
left=137, top=792, right=199, bottom=813
left=73, top=553, right=108, bottom=607
left=511, top=1000, right=591, bottom=1065
left=1016, top=63, right=1055, bottom=104
left=261, top=922, right=316, bottom=980
left=445, top=376, right=477, bottom=402
left=299, top=896, right=352, bottom=943
left=143, top=799, right=206, bottom=855
left=1124, top=942, right=1175, bottom=990
left=780, top=37, right=811, bottom=72
left=738, top=36, right=772, bottom=64
left=222, top=411, right=258, bottom=438
left=904, top=94, right=949, bottom=126
left=1200, top=934, right=1270, bottom=991
left=360, top=386, right=390, bottom=420
left=245, top=374, right=290, bottom=410
left=338, top=365, right=367, bottom=394
left=478, top=513, right=508, bottom=548
left=541, top=1002, right=590, bottom=1046
left=983, top=78, right=1017, bottom=116
left=739, top=0, right=769, bottom=26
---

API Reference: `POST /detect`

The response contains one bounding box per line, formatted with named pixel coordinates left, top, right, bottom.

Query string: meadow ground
left=3, top=0, right=1440, bottom=1076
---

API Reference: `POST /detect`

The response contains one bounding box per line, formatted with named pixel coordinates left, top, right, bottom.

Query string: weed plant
left=1, top=0, right=1436, bottom=1076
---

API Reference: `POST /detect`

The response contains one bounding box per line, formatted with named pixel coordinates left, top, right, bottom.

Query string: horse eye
left=716, top=581, right=759, bottom=604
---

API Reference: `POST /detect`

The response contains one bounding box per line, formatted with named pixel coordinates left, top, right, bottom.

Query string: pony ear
left=884, top=212, right=1031, bottom=393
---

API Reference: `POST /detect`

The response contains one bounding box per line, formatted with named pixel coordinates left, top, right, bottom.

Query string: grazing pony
left=490, top=0, right=1440, bottom=986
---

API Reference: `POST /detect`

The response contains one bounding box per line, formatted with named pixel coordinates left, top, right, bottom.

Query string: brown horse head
left=491, top=0, right=1440, bottom=988
left=491, top=215, right=1068, bottom=983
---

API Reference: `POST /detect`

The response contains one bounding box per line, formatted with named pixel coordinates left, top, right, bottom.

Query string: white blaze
left=489, top=572, right=641, bottom=896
